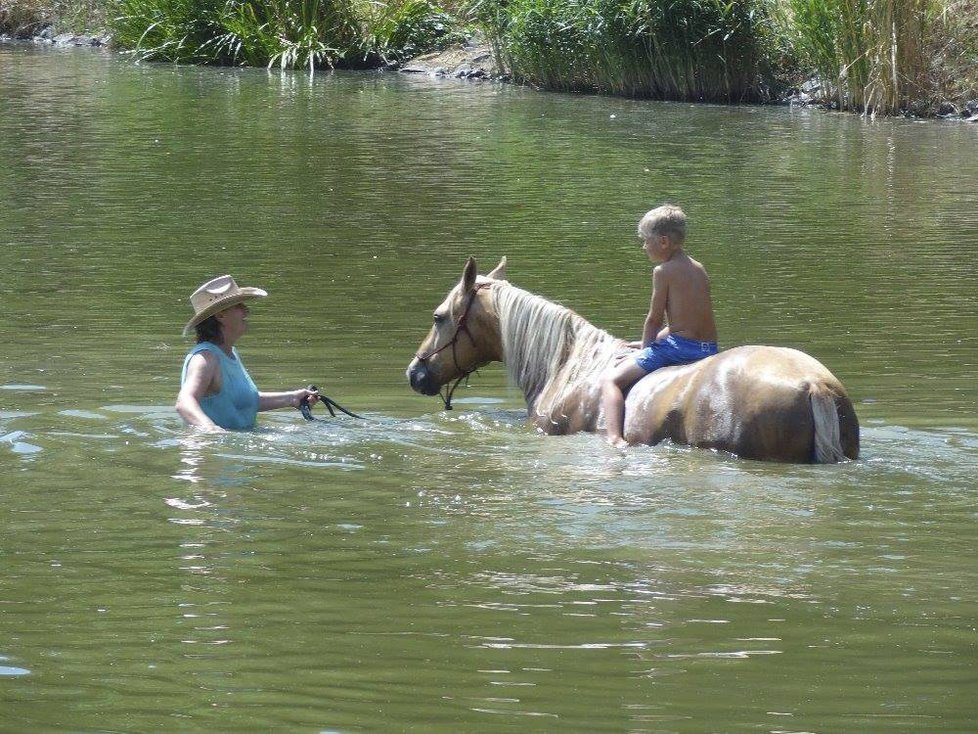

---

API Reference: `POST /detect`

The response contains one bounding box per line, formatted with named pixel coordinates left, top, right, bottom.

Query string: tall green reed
left=936, top=0, right=978, bottom=104
left=111, top=0, right=241, bottom=63
left=109, top=0, right=456, bottom=69
left=465, top=0, right=779, bottom=102
left=359, top=0, right=461, bottom=65
left=784, top=0, right=939, bottom=114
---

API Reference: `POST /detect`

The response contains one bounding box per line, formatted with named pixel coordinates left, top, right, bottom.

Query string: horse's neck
left=492, top=283, right=620, bottom=410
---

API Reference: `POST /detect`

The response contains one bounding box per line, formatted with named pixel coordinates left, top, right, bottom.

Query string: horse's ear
left=461, top=256, right=477, bottom=293
left=486, top=256, right=507, bottom=280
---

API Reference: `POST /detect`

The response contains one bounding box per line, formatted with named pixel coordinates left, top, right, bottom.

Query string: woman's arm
left=175, top=352, right=225, bottom=432
left=257, top=388, right=319, bottom=413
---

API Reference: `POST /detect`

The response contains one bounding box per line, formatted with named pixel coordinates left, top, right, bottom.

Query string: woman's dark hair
left=195, top=315, right=222, bottom=344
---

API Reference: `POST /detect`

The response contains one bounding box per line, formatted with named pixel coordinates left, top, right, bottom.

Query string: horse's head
left=406, top=256, right=508, bottom=402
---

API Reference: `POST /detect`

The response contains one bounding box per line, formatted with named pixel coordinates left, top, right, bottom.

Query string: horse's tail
left=810, top=385, right=849, bottom=464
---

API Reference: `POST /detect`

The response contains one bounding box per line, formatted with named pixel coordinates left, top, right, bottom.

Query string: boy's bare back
left=654, top=250, right=717, bottom=343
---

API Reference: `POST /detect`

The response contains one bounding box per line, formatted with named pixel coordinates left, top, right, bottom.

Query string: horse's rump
left=624, top=346, right=859, bottom=463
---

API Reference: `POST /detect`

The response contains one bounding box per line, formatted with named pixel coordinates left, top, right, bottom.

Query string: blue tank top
left=181, top=342, right=259, bottom=430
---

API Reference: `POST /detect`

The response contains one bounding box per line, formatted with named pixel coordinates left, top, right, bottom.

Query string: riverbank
left=4, top=0, right=977, bottom=120
left=398, top=38, right=978, bottom=122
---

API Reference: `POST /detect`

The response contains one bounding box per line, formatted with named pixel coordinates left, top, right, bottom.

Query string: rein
left=299, top=384, right=364, bottom=421
left=414, top=282, right=490, bottom=410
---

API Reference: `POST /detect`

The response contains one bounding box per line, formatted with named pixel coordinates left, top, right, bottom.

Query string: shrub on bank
left=110, top=0, right=351, bottom=67
left=926, top=0, right=978, bottom=112
left=467, top=0, right=781, bottom=102
left=359, top=0, right=459, bottom=64
left=1, top=0, right=44, bottom=35
left=107, top=0, right=461, bottom=68
left=1, top=0, right=102, bottom=35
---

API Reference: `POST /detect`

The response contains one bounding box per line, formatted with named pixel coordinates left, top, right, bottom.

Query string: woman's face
left=217, top=302, right=250, bottom=342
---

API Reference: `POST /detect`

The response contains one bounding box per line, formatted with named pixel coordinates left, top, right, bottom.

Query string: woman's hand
left=291, top=387, right=320, bottom=408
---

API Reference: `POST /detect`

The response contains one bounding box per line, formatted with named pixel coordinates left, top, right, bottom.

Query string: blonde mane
left=490, top=282, right=622, bottom=416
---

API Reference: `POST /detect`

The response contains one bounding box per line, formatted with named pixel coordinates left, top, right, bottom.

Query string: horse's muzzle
left=407, top=360, right=441, bottom=396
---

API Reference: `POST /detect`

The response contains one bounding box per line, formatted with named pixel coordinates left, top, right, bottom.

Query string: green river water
left=1, top=43, right=977, bottom=732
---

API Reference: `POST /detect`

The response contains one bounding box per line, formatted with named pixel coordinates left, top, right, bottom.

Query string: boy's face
left=642, top=233, right=672, bottom=263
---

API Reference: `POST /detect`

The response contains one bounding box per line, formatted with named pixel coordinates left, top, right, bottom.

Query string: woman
left=176, top=274, right=319, bottom=431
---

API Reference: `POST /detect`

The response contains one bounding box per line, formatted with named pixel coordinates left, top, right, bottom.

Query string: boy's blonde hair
left=638, top=204, right=686, bottom=245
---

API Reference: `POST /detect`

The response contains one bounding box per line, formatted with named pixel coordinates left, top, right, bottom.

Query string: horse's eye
left=433, top=313, right=446, bottom=325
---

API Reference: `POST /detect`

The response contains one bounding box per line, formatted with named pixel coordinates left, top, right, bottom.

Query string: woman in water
left=176, top=274, right=319, bottom=431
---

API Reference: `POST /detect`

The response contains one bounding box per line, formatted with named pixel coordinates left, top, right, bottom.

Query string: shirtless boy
left=602, top=205, right=718, bottom=447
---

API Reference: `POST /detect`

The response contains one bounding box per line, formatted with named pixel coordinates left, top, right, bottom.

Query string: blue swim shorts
left=634, top=334, right=718, bottom=373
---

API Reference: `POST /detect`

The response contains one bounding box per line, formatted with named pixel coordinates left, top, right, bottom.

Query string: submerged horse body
left=407, top=257, right=859, bottom=464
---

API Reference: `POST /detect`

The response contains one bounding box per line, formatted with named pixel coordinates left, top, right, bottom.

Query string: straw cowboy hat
left=183, top=274, right=267, bottom=336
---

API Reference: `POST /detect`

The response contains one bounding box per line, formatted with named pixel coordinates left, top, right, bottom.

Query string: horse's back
left=625, top=345, right=859, bottom=462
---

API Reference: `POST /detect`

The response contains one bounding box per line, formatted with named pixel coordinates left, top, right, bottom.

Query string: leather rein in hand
left=299, top=385, right=364, bottom=420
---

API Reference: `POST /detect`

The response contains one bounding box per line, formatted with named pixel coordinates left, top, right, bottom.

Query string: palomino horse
left=406, top=257, right=859, bottom=463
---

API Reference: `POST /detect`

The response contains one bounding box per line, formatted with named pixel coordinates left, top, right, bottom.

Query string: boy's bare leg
left=602, top=361, right=650, bottom=447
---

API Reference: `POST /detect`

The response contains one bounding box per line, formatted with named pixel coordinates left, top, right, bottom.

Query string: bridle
left=414, top=282, right=490, bottom=410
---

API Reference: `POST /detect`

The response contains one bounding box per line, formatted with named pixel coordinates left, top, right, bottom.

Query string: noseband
left=415, top=282, right=490, bottom=410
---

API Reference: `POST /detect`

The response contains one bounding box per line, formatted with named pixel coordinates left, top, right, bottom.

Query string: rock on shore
left=400, top=39, right=502, bottom=81
left=0, top=24, right=108, bottom=46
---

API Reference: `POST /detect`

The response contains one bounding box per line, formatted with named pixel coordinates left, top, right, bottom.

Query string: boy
left=602, top=205, right=718, bottom=447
